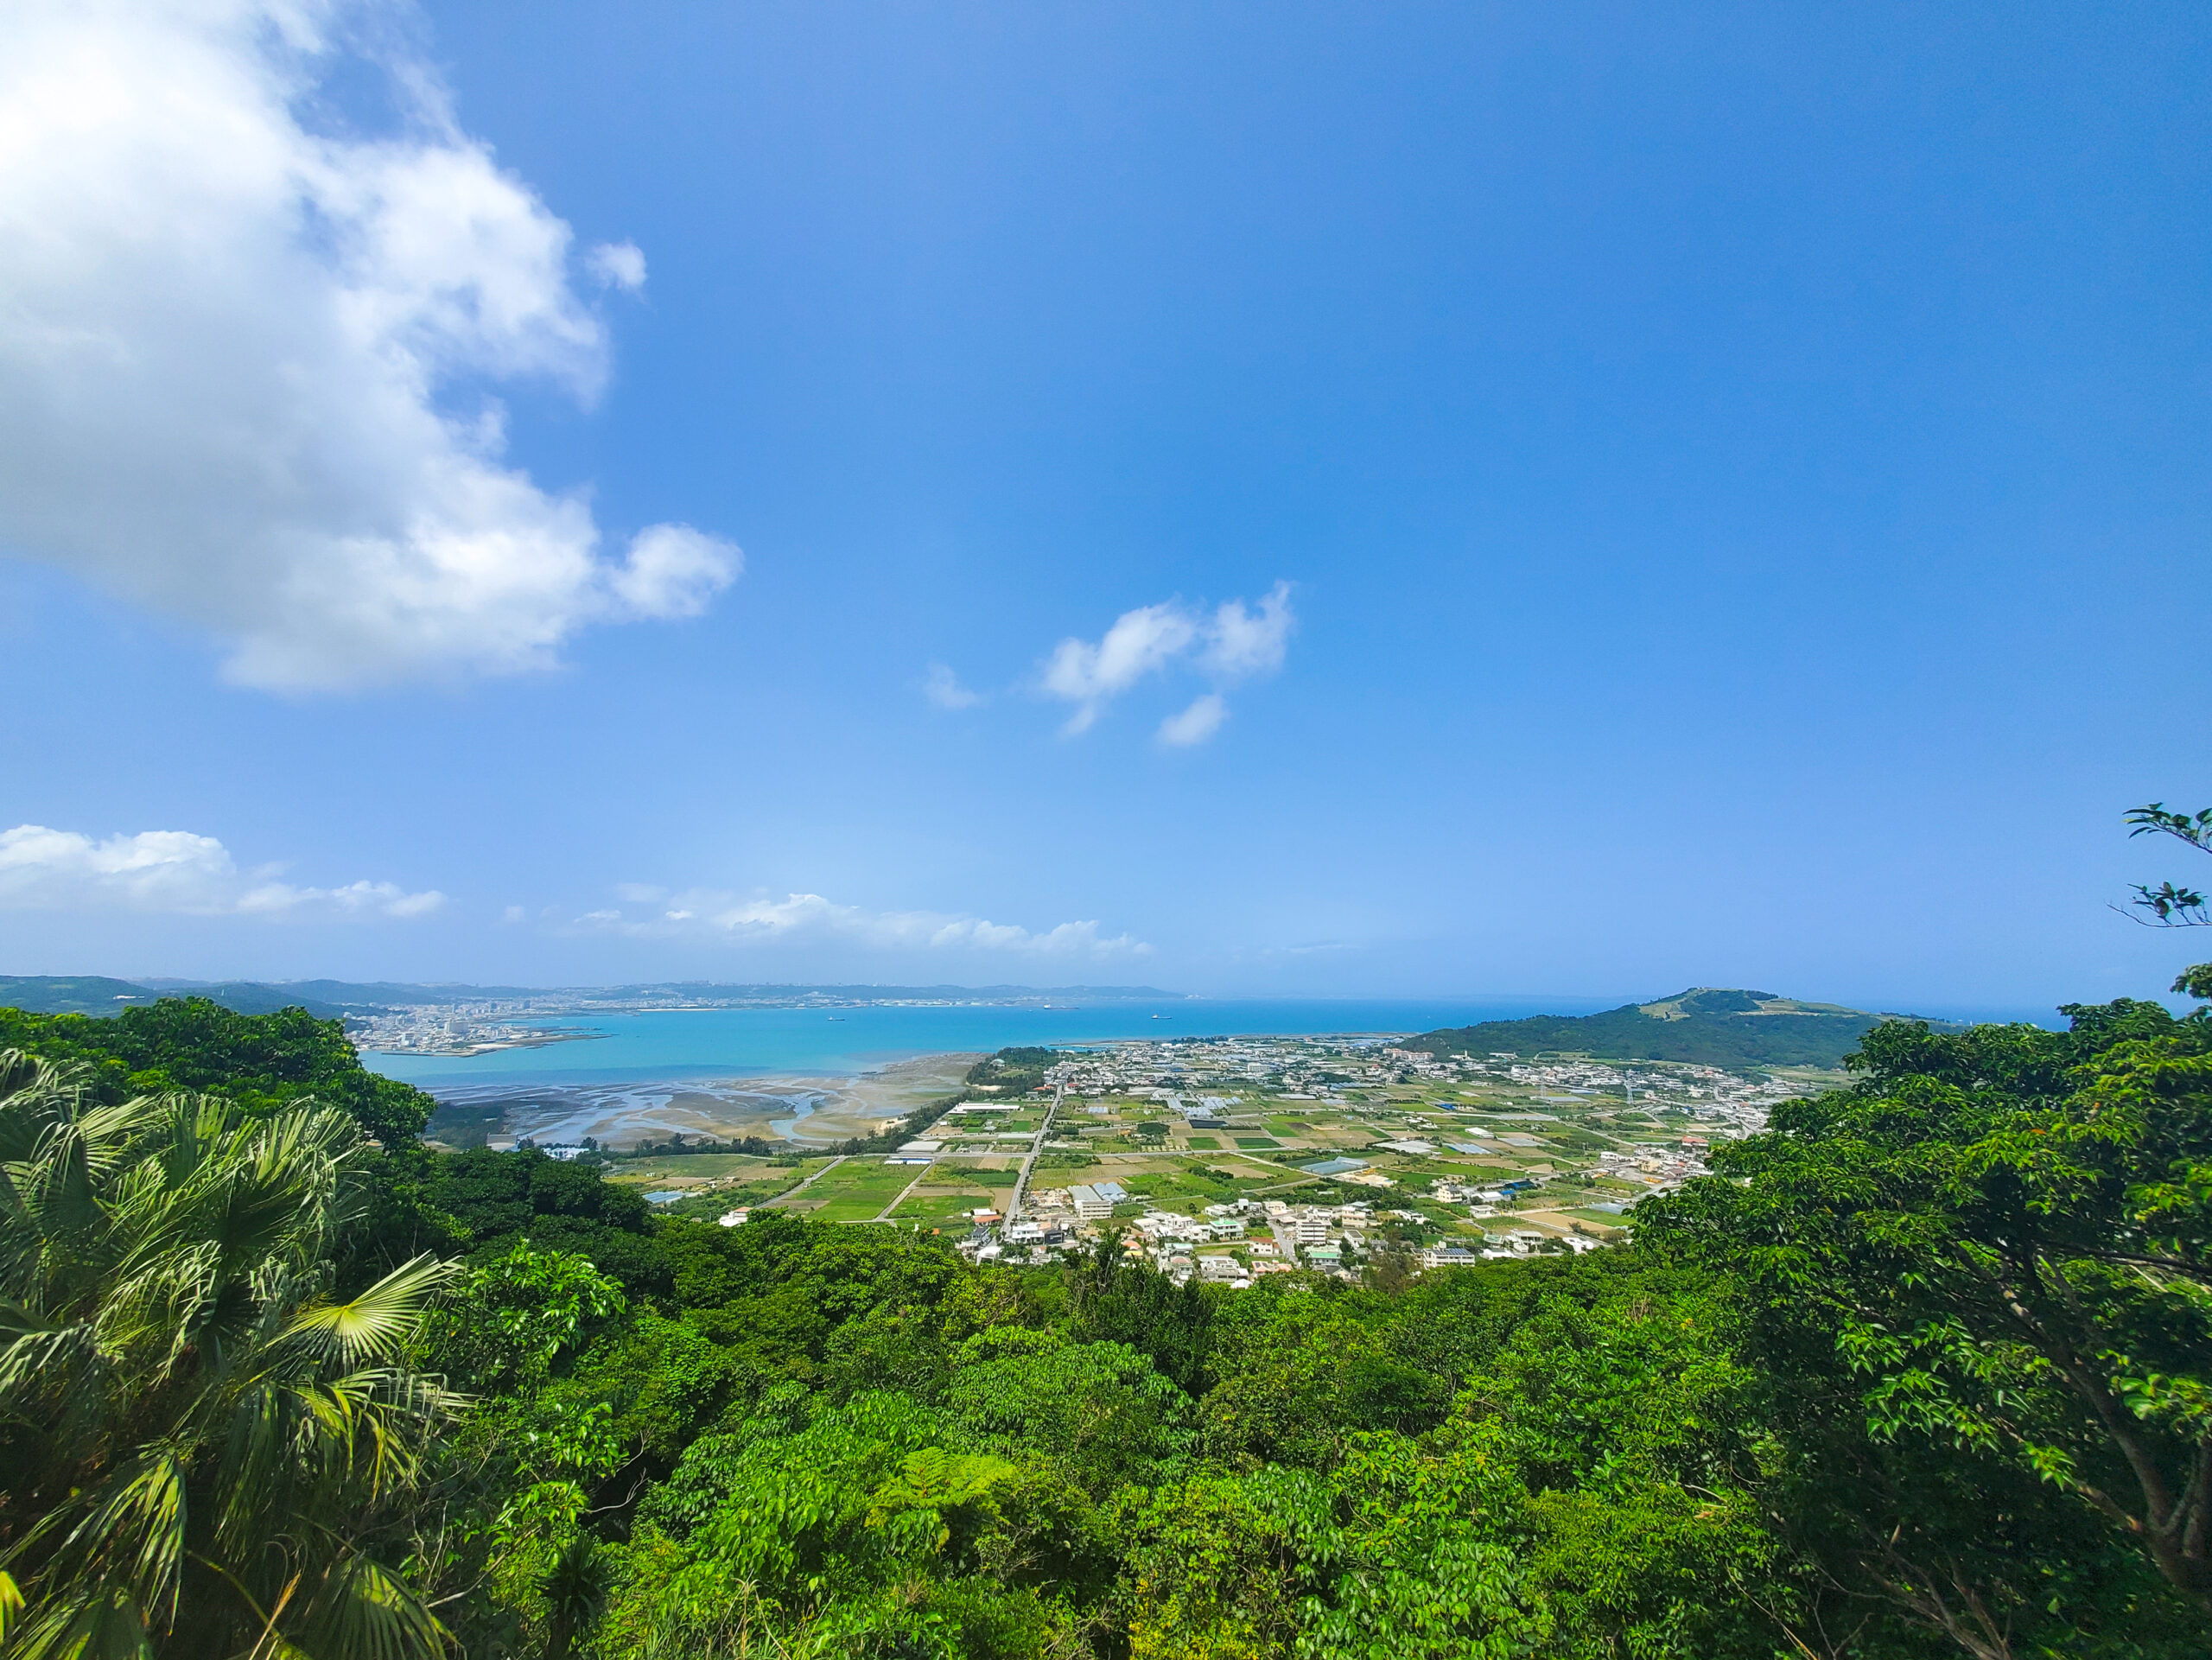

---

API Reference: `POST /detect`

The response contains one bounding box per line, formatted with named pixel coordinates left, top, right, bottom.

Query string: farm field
left=604, top=1152, right=823, bottom=1186
left=777, top=1158, right=923, bottom=1221
left=887, top=1191, right=996, bottom=1227
left=1014, top=1032, right=1854, bottom=1245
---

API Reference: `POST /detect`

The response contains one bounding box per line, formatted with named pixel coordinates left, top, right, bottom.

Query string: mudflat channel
left=420, top=1052, right=978, bottom=1151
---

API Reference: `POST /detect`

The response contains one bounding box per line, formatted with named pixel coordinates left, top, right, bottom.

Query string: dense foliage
left=0, top=1052, right=459, bottom=1656
left=1639, top=995, right=2212, bottom=1655
left=2, top=991, right=2209, bottom=1659
left=0, top=996, right=434, bottom=1147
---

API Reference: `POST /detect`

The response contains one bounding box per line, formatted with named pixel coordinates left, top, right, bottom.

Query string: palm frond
left=54, top=1452, right=190, bottom=1624
left=1, top=1084, right=453, bottom=1658
left=293, top=1553, right=448, bottom=1660
left=0, top=1050, right=76, bottom=1165
left=0, top=1307, right=99, bottom=1403
left=6, top=1583, right=151, bottom=1660
left=285, top=1256, right=461, bottom=1370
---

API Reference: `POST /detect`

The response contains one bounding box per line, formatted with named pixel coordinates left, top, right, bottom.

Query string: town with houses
left=633, top=1030, right=1833, bottom=1282
left=344, top=1000, right=587, bottom=1057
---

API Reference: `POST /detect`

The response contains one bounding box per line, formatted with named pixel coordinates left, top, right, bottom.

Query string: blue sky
left=0, top=0, right=2206, bottom=1012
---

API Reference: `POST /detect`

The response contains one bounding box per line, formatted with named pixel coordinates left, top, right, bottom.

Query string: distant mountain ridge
left=0, top=976, right=1187, bottom=1019
left=0, top=977, right=184, bottom=1017
left=1404, top=986, right=1953, bottom=1069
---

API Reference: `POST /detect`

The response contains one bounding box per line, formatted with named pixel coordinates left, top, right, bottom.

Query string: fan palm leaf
left=0, top=1058, right=456, bottom=1658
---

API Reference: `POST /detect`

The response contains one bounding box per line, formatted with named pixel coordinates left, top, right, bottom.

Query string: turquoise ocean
left=358, top=996, right=1614, bottom=1092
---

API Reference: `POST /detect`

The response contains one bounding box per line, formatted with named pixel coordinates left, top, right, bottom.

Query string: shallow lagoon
left=358, top=995, right=1608, bottom=1090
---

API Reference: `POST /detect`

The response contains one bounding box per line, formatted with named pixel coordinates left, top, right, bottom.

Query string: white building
left=1067, top=1184, right=1114, bottom=1222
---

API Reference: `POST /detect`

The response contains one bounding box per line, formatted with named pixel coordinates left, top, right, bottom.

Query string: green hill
left=0, top=975, right=166, bottom=1015
left=0, top=976, right=359, bottom=1018
left=1405, top=986, right=1948, bottom=1069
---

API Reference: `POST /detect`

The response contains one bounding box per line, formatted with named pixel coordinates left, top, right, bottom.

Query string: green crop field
left=785, top=1160, right=924, bottom=1222
left=1114, top=1167, right=1248, bottom=1206
left=608, top=1153, right=819, bottom=1183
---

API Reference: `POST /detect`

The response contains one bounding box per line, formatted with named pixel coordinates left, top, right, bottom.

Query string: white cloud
left=0, top=0, right=736, bottom=690
left=924, top=662, right=985, bottom=710
left=1202, top=582, right=1295, bottom=678
left=0, top=824, right=443, bottom=919
left=1157, top=692, right=1228, bottom=747
left=585, top=239, right=646, bottom=292
left=607, top=525, right=739, bottom=620
left=1040, top=584, right=1294, bottom=735
left=1040, top=601, right=1198, bottom=734
left=574, top=888, right=1149, bottom=957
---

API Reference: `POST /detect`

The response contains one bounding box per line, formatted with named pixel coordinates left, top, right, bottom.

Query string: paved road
left=872, top=1160, right=939, bottom=1223
left=1006, top=1081, right=1066, bottom=1220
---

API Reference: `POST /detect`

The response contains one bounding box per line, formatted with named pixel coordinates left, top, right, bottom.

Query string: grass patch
left=1033, top=1151, right=1104, bottom=1174
left=889, top=1191, right=992, bottom=1225
left=1122, top=1167, right=1248, bottom=1205
left=1184, top=1135, right=1221, bottom=1149
left=1235, top=1137, right=1279, bottom=1150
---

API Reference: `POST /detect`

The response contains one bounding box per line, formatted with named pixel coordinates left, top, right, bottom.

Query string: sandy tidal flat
left=426, top=1053, right=979, bottom=1150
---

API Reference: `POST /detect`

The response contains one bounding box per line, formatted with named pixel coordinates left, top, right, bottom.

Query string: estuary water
left=358, top=995, right=1614, bottom=1091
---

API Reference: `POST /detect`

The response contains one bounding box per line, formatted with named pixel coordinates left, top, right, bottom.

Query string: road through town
left=1006, top=1081, right=1065, bottom=1221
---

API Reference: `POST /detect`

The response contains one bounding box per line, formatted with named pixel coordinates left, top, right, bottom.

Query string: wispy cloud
left=584, top=239, right=647, bottom=292
left=1157, top=693, right=1228, bottom=747
left=0, top=824, right=444, bottom=919
left=571, top=887, right=1149, bottom=957
left=0, top=0, right=736, bottom=690
left=1040, top=601, right=1200, bottom=735
left=924, top=662, right=986, bottom=709
left=1039, top=582, right=1294, bottom=741
left=1201, top=583, right=1296, bottom=678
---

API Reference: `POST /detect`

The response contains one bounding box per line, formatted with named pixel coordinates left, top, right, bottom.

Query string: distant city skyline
left=1, top=0, right=2206, bottom=1011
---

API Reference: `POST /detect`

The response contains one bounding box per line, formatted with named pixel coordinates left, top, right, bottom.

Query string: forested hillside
left=0, top=984, right=2206, bottom=1658
left=1404, top=986, right=1927, bottom=1068
left=0, top=995, right=432, bottom=1145
left=0, top=976, right=163, bottom=1016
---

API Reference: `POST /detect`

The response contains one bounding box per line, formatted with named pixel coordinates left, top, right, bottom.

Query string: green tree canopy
left=0, top=997, right=434, bottom=1146
left=1639, top=996, right=2212, bottom=1648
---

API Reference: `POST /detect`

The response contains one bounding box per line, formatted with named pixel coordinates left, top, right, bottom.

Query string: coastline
left=357, top=995, right=1519, bottom=1093
left=422, top=1051, right=978, bottom=1151
left=359, top=1027, right=603, bottom=1059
